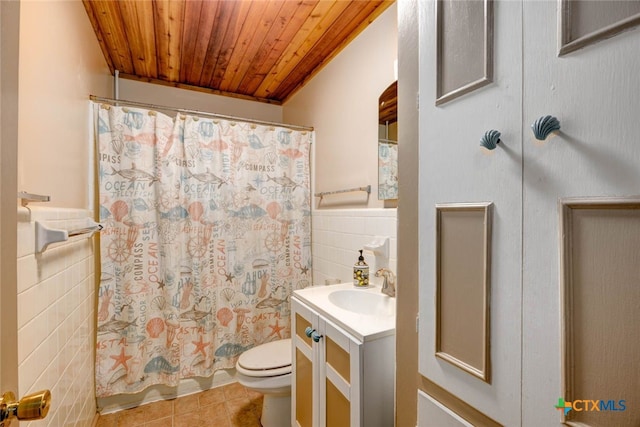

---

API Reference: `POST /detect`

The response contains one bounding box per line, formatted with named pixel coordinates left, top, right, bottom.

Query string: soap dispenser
left=353, top=250, right=370, bottom=287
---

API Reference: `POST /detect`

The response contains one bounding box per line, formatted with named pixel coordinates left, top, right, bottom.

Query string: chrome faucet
left=375, top=268, right=396, bottom=297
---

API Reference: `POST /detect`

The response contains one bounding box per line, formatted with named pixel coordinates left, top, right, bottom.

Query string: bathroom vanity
left=291, top=283, right=395, bottom=427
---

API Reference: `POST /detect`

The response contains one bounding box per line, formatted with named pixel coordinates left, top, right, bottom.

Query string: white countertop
left=293, top=283, right=396, bottom=342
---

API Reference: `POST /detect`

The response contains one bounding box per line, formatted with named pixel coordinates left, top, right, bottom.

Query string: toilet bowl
left=235, top=338, right=292, bottom=427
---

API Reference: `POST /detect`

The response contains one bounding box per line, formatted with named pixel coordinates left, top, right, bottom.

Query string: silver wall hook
left=480, top=130, right=501, bottom=150
left=531, top=115, right=560, bottom=140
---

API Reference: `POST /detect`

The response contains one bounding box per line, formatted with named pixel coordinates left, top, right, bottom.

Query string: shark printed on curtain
left=94, top=103, right=312, bottom=397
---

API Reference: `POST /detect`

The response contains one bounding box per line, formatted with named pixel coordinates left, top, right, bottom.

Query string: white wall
left=117, top=78, right=283, bottom=123
left=283, top=3, right=398, bottom=209
left=18, top=0, right=111, bottom=210
left=282, top=5, right=399, bottom=340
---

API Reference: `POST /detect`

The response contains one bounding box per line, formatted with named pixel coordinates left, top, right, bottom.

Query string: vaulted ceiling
left=82, top=0, right=394, bottom=105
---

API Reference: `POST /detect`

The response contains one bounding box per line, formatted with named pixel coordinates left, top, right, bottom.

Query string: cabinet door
left=319, top=318, right=362, bottom=427
left=292, top=299, right=318, bottom=427
left=417, top=1, right=524, bottom=425
left=522, top=2, right=640, bottom=426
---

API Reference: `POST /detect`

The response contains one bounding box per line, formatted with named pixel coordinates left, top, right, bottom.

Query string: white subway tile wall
left=311, top=209, right=397, bottom=287
left=17, top=207, right=97, bottom=427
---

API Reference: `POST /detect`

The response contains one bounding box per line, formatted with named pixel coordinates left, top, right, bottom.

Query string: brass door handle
left=0, top=390, right=51, bottom=427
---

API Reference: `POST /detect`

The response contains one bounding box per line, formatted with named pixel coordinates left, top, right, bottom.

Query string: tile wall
left=311, top=208, right=397, bottom=287
left=17, top=206, right=97, bottom=427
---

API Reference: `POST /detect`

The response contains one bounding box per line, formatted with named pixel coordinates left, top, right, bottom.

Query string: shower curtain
left=94, top=103, right=312, bottom=397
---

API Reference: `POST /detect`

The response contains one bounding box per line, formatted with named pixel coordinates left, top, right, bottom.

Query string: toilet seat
left=236, top=338, right=291, bottom=378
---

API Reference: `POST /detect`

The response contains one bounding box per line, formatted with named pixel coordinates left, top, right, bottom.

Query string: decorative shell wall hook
left=480, top=130, right=501, bottom=150
left=531, top=115, right=560, bottom=140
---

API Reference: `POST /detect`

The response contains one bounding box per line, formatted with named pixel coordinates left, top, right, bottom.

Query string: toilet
left=235, top=338, right=292, bottom=427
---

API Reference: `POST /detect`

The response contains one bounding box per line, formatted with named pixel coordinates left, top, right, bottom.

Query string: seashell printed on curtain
left=94, top=104, right=312, bottom=397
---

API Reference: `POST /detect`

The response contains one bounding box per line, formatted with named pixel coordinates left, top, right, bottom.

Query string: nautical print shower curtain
left=94, top=103, right=312, bottom=397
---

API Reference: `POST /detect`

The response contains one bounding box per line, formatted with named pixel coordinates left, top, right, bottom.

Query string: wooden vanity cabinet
left=291, top=296, right=395, bottom=427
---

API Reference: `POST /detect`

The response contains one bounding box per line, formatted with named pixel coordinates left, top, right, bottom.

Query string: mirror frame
left=378, top=81, right=398, bottom=201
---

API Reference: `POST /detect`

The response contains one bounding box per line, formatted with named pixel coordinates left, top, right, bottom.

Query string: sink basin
left=294, top=283, right=396, bottom=340
left=328, top=289, right=395, bottom=316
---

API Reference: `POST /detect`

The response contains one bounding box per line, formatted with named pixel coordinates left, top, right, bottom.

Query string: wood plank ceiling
left=83, top=0, right=394, bottom=105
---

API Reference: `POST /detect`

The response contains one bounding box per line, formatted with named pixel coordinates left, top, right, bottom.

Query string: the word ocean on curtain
left=94, top=103, right=312, bottom=397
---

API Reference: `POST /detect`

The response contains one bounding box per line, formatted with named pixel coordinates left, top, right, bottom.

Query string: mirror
left=378, top=81, right=398, bottom=201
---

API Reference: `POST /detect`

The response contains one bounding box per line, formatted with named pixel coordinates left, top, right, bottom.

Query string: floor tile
left=116, top=405, right=148, bottom=427
left=198, top=387, right=226, bottom=407
left=222, top=382, right=247, bottom=400
left=146, top=399, right=174, bottom=420
left=173, top=392, right=200, bottom=414
left=96, top=413, right=117, bottom=427
left=145, top=415, right=173, bottom=427
left=96, top=383, right=263, bottom=427
left=200, top=402, right=231, bottom=426
left=173, top=411, right=208, bottom=427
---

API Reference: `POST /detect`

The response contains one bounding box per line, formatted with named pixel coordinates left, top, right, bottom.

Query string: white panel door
left=417, top=1, right=523, bottom=425
left=418, top=1, right=640, bottom=425
left=522, top=2, right=640, bottom=426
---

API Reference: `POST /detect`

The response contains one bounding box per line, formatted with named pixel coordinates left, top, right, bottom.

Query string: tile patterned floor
left=95, top=382, right=263, bottom=427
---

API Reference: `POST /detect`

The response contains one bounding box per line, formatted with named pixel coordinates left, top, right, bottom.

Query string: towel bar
left=314, top=185, right=371, bottom=199
left=36, top=220, right=102, bottom=253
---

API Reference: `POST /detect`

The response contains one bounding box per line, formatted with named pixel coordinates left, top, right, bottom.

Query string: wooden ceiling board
left=153, top=0, right=172, bottom=80
left=254, top=0, right=347, bottom=99
left=119, top=0, right=157, bottom=78
left=270, top=0, right=387, bottom=100
left=82, top=0, right=394, bottom=104
left=224, top=1, right=284, bottom=93
left=88, top=1, right=135, bottom=74
left=152, top=0, right=185, bottom=82
left=189, top=1, right=221, bottom=85
left=209, top=1, right=255, bottom=90
left=236, top=1, right=318, bottom=97
left=139, top=1, right=159, bottom=78
left=231, top=0, right=287, bottom=95
left=198, top=1, right=235, bottom=87
left=218, top=0, right=271, bottom=92
left=180, top=0, right=204, bottom=84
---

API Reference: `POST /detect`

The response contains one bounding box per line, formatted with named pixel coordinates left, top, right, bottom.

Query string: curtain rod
left=89, top=95, right=314, bottom=132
